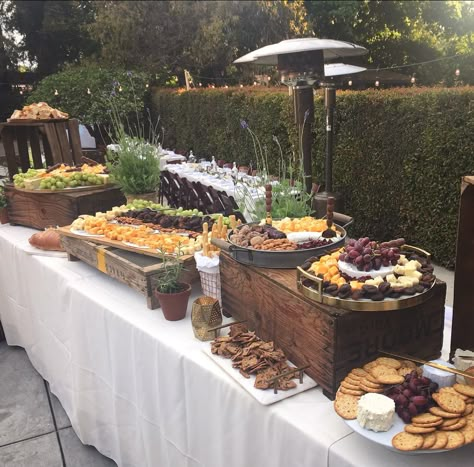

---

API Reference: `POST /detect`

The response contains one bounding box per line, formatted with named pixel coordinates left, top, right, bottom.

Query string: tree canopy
left=2, top=0, right=474, bottom=85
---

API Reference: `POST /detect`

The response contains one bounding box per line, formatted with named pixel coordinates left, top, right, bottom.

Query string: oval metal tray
left=296, top=245, right=436, bottom=311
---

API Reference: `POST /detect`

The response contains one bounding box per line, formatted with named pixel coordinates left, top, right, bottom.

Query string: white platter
left=202, top=347, right=317, bottom=405
left=338, top=260, right=394, bottom=279
left=70, top=229, right=104, bottom=238
left=345, top=415, right=449, bottom=455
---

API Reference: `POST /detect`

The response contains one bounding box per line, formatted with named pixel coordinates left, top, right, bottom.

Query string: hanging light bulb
left=375, top=80, right=380, bottom=87
left=198, top=82, right=202, bottom=87
left=455, top=68, right=460, bottom=77
left=145, top=83, right=149, bottom=89
left=118, top=85, right=123, bottom=92
left=19, top=90, right=23, bottom=95
left=225, top=84, right=229, bottom=88
left=54, top=89, right=59, bottom=96
left=348, top=80, right=353, bottom=87
left=411, top=76, right=416, bottom=84
left=87, top=88, right=91, bottom=95
left=240, top=84, right=244, bottom=88
left=253, top=81, right=257, bottom=86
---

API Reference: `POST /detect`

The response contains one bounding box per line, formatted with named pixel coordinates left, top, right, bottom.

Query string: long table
left=0, top=224, right=472, bottom=467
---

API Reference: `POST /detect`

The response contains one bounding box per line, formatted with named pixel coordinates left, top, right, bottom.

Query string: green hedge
left=152, top=87, right=474, bottom=268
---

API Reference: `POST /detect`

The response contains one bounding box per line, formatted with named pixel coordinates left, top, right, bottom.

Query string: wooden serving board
left=15, top=183, right=114, bottom=194
left=58, top=226, right=195, bottom=261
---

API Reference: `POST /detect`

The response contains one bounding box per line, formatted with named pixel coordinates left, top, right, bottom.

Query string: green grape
left=69, top=180, right=78, bottom=188
left=50, top=185, right=57, bottom=191
left=56, top=181, right=65, bottom=190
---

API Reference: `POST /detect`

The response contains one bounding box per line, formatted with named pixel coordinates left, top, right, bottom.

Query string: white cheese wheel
left=422, top=359, right=456, bottom=388
left=357, top=393, right=395, bottom=432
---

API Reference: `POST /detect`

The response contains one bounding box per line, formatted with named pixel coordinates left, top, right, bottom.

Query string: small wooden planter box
left=61, top=235, right=199, bottom=309
left=5, top=184, right=126, bottom=230
left=220, top=252, right=446, bottom=399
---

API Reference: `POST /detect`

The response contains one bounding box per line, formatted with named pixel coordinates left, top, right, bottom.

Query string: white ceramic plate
left=202, top=347, right=317, bottom=405
left=345, top=416, right=448, bottom=455
left=338, top=260, right=394, bottom=279
left=70, top=229, right=104, bottom=238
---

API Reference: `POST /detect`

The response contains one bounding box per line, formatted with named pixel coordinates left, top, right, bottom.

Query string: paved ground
left=0, top=342, right=116, bottom=467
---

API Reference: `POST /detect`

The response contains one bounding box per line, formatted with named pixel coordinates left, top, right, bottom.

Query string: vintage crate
left=61, top=235, right=200, bottom=309
left=220, top=252, right=446, bottom=399
left=5, top=183, right=126, bottom=230
left=451, top=175, right=474, bottom=358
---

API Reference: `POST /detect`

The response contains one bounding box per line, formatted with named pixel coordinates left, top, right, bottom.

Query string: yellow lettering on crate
left=96, top=248, right=107, bottom=273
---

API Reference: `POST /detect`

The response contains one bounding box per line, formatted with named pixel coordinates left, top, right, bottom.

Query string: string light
left=253, top=81, right=257, bottom=86
left=145, top=83, right=149, bottom=89
left=240, top=84, right=244, bottom=88
left=348, top=80, right=353, bottom=86
left=54, top=89, right=59, bottom=96
left=87, top=88, right=91, bottom=95
left=225, top=85, right=229, bottom=88
left=19, top=90, right=23, bottom=95
left=118, top=85, right=123, bottom=92
left=455, top=68, right=460, bottom=77
left=410, top=76, right=416, bottom=84
left=375, top=80, right=380, bottom=87
left=198, top=82, right=202, bottom=87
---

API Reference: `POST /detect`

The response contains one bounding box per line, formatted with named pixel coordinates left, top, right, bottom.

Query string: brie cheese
left=357, top=393, right=395, bottom=432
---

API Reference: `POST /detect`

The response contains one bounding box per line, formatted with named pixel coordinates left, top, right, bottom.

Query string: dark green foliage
left=152, top=86, right=474, bottom=267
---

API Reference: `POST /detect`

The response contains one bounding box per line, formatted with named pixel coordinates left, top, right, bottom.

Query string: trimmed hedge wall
left=152, top=87, right=474, bottom=268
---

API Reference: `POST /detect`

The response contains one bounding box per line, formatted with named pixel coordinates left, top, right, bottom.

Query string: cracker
left=421, top=432, right=437, bottom=449
left=435, top=392, right=466, bottom=414
left=350, top=368, right=368, bottom=377
left=364, top=373, right=381, bottom=384
left=359, top=383, right=384, bottom=393
left=459, top=425, right=474, bottom=443
left=463, top=404, right=474, bottom=417
left=445, top=430, right=465, bottom=449
left=359, top=378, right=383, bottom=389
left=339, top=387, right=365, bottom=396
left=412, top=420, right=443, bottom=428
left=398, top=367, right=414, bottom=377
left=405, top=424, right=436, bottom=434
left=430, top=431, right=448, bottom=450
left=400, top=359, right=417, bottom=369
left=375, top=374, right=405, bottom=385
left=430, top=406, right=463, bottom=419
left=412, top=413, right=443, bottom=425
left=440, top=387, right=468, bottom=401
left=341, top=380, right=361, bottom=391
left=440, top=417, right=461, bottom=427
left=334, top=394, right=359, bottom=420
left=363, top=361, right=379, bottom=372
left=370, top=365, right=397, bottom=378
left=392, top=432, right=424, bottom=451
left=453, top=383, right=474, bottom=398
left=375, top=357, right=402, bottom=369
left=440, top=418, right=467, bottom=431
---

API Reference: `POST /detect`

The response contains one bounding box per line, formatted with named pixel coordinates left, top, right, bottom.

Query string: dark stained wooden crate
left=5, top=183, right=126, bottom=230
left=220, top=252, right=446, bottom=399
left=61, top=236, right=200, bottom=309
left=450, top=176, right=474, bottom=358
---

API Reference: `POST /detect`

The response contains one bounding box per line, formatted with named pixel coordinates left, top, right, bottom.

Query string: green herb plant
left=0, top=185, right=7, bottom=209
left=155, top=250, right=186, bottom=294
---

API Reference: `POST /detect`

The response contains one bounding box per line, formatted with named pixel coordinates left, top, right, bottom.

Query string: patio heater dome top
left=324, top=63, right=366, bottom=78
left=234, top=38, right=367, bottom=66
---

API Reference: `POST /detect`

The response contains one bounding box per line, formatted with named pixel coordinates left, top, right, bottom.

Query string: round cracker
left=359, top=383, right=384, bottom=393
left=440, top=387, right=468, bottom=401
left=430, top=431, right=448, bottom=450
left=339, top=386, right=365, bottom=396
left=440, top=418, right=467, bottom=431
left=463, top=404, right=473, bottom=417
left=421, top=432, right=437, bottom=449
left=445, top=430, right=465, bottom=449
left=334, top=393, right=359, bottom=420
left=398, top=367, right=414, bottom=377
left=341, top=380, right=361, bottom=391
left=441, top=417, right=461, bottom=427
left=400, top=359, right=417, bottom=369
left=375, top=357, right=401, bottom=369
left=459, top=425, right=474, bottom=444
left=376, top=374, right=405, bottom=385
left=364, top=373, right=381, bottom=384
left=359, top=378, right=383, bottom=389
left=435, top=392, right=466, bottom=414
left=392, top=432, right=424, bottom=451
left=412, top=413, right=442, bottom=425
left=405, top=424, right=436, bottom=434
left=430, top=406, right=463, bottom=419
left=370, top=365, right=397, bottom=378
left=363, top=361, right=379, bottom=372
left=350, top=368, right=369, bottom=377
left=453, top=383, right=474, bottom=398
left=412, top=420, right=443, bottom=428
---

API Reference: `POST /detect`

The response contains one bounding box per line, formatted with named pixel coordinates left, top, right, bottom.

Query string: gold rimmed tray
left=15, top=183, right=113, bottom=194
left=296, top=245, right=436, bottom=312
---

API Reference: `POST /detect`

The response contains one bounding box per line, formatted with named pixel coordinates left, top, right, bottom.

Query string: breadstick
left=221, top=225, right=227, bottom=239
left=229, top=215, right=237, bottom=231
left=217, top=215, right=223, bottom=237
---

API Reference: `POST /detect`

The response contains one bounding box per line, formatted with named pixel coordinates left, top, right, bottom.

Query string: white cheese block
left=357, top=393, right=395, bottom=432
left=422, top=359, right=456, bottom=388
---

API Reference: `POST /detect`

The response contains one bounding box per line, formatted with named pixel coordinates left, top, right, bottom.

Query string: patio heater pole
left=293, top=82, right=314, bottom=194
left=324, top=83, right=336, bottom=193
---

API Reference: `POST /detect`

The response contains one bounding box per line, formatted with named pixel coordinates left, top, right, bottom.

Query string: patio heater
left=234, top=38, right=367, bottom=209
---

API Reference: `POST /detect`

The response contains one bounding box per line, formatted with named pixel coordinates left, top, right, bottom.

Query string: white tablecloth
left=0, top=224, right=472, bottom=467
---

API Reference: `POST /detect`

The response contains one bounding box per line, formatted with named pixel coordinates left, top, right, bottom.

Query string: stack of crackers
left=392, top=383, right=474, bottom=451
left=334, top=357, right=418, bottom=420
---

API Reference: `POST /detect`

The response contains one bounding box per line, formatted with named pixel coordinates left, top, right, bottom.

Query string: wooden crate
left=220, top=252, right=446, bottom=399
left=61, top=235, right=200, bottom=309
left=5, top=184, right=126, bottom=230
left=450, top=176, right=474, bottom=358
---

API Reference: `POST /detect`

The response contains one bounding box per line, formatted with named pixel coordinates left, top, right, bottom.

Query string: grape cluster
left=39, top=173, right=105, bottom=190
left=339, top=237, right=405, bottom=273
left=296, top=238, right=333, bottom=250
left=13, top=169, right=40, bottom=188
left=385, top=371, right=438, bottom=423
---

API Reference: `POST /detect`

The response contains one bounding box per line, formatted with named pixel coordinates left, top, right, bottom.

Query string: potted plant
left=0, top=185, right=9, bottom=224
left=153, top=252, right=192, bottom=321
left=106, top=133, right=161, bottom=203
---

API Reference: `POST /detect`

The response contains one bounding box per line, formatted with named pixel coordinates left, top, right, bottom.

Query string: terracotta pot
left=154, top=283, right=192, bottom=321
left=0, top=207, right=9, bottom=225
left=126, top=191, right=158, bottom=204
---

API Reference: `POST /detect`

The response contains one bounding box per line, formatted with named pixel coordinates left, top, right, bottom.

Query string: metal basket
left=199, top=269, right=222, bottom=307
left=191, top=296, right=223, bottom=341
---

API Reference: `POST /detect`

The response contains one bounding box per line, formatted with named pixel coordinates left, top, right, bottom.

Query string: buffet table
left=0, top=224, right=472, bottom=467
